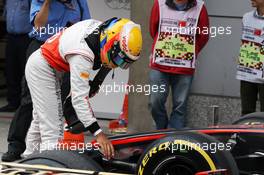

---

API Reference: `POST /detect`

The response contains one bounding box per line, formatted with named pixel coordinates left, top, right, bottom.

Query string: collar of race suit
left=84, top=17, right=119, bottom=70
left=254, top=9, right=264, bottom=19
left=85, top=30, right=102, bottom=70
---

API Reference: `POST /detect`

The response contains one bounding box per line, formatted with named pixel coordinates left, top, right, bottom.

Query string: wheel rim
left=155, top=156, right=197, bottom=175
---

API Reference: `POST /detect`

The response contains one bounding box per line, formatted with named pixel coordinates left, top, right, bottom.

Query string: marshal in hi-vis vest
left=153, top=0, right=204, bottom=69
left=236, top=11, right=264, bottom=83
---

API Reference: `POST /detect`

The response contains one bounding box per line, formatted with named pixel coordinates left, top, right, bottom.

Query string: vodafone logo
left=254, top=29, right=262, bottom=36
left=178, top=21, right=187, bottom=27
left=121, top=36, right=129, bottom=53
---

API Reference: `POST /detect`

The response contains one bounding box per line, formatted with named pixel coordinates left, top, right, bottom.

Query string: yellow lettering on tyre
left=149, top=147, right=157, bottom=158
left=158, top=141, right=170, bottom=151
left=138, top=165, right=144, bottom=175
left=138, top=139, right=217, bottom=175
left=142, top=154, right=149, bottom=167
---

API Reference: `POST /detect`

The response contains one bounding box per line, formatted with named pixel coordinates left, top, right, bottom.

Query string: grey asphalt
left=0, top=117, right=10, bottom=155
left=0, top=97, right=13, bottom=156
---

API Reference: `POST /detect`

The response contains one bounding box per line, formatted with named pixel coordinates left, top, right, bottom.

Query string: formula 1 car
left=1, top=112, right=264, bottom=175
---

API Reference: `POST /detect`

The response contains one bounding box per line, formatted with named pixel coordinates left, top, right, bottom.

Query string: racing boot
left=1, top=151, right=22, bottom=162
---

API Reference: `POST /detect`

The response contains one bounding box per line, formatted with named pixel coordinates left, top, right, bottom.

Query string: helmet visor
left=109, top=42, right=134, bottom=69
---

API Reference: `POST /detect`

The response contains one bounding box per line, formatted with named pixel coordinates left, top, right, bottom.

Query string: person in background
left=2, top=0, right=90, bottom=162
left=0, top=0, right=32, bottom=112
left=149, top=0, right=209, bottom=129
left=0, top=0, right=7, bottom=40
left=236, top=0, right=264, bottom=115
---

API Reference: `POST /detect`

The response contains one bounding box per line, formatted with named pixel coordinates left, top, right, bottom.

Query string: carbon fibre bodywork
left=1, top=125, right=264, bottom=175
left=107, top=126, right=264, bottom=174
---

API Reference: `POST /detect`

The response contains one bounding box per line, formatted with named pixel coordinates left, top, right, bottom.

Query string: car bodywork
left=108, top=126, right=264, bottom=174
left=1, top=125, right=264, bottom=175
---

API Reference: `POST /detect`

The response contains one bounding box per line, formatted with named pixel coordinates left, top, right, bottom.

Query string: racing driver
left=23, top=18, right=143, bottom=159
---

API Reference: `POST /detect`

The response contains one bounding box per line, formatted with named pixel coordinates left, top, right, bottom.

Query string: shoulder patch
left=80, top=72, right=90, bottom=79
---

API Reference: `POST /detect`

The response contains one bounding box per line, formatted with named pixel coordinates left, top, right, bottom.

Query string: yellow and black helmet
left=100, top=18, right=143, bottom=69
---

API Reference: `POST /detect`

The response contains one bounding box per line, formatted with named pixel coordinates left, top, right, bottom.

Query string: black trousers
left=7, top=39, right=71, bottom=154
left=5, top=34, right=31, bottom=107
left=240, top=80, right=264, bottom=116
left=7, top=39, right=43, bottom=153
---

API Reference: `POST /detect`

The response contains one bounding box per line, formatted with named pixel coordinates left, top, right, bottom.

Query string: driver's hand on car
left=96, top=132, right=115, bottom=159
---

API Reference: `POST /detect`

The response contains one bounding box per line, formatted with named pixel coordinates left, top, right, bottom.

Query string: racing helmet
left=100, top=18, right=143, bottom=69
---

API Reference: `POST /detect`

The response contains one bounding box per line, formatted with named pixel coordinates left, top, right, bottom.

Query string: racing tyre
left=20, top=150, right=103, bottom=171
left=136, top=131, right=239, bottom=175
left=232, top=112, right=264, bottom=125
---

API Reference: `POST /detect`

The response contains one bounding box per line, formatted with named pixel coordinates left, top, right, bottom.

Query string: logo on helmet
left=121, top=36, right=129, bottom=53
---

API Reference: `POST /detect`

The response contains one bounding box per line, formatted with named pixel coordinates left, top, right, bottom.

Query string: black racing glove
left=63, top=95, right=101, bottom=134
left=66, top=120, right=87, bottom=134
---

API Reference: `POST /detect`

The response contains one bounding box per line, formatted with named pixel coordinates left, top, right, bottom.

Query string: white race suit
left=24, top=20, right=103, bottom=155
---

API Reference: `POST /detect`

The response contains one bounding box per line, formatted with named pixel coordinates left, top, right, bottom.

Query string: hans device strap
left=84, top=18, right=118, bottom=97
left=89, top=66, right=111, bottom=98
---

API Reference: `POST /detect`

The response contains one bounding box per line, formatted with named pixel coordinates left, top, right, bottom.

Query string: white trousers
left=24, top=49, right=64, bottom=156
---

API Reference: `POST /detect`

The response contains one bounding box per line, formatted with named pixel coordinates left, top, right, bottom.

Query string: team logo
left=104, top=0, right=130, bottom=10
left=121, top=36, right=129, bottom=53
left=178, top=21, right=187, bottom=27
left=80, top=72, right=90, bottom=79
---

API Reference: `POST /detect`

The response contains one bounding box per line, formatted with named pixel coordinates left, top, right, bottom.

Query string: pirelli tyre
left=136, top=131, right=239, bottom=175
left=19, top=150, right=103, bottom=171
left=232, top=112, right=264, bottom=125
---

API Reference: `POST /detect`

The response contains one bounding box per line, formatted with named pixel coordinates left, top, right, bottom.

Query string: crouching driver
left=24, top=18, right=143, bottom=159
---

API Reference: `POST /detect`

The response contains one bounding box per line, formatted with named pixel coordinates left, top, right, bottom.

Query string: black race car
left=1, top=112, right=264, bottom=175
